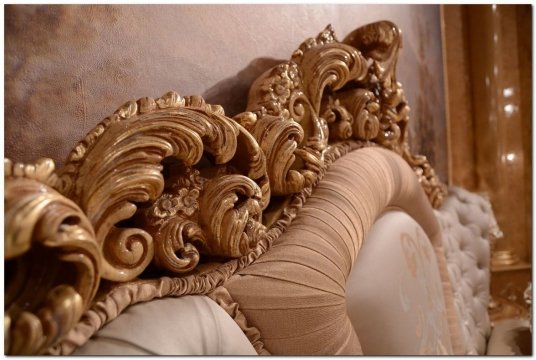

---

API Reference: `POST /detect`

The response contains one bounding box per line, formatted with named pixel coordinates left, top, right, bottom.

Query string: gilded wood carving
left=5, top=159, right=100, bottom=354
left=237, top=22, right=446, bottom=206
left=4, top=21, right=447, bottom=354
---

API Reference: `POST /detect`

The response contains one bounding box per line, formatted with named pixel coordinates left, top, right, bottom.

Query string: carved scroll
left=238, top=21, right=447, bottom=206
left=5, top=21, right=448, bottom=355
left=5, top=92, right=269, bottom=354
left=55, top=92, right=269, bottom=281
left=343, top=21, right=447, bottom=207
left=5, top=159, right=100, bottom=355
left=239, top=25, right=370, bottom=195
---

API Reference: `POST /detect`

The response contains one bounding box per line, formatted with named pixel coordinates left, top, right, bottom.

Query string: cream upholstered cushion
left=73, top=295, right=257, bottom=355
left=435, top=187, right=495, bottom=355
left=346, top=210, right=453, bottom=355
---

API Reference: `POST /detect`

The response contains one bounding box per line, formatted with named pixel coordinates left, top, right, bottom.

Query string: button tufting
left=437, top=187, right=496, bottom=354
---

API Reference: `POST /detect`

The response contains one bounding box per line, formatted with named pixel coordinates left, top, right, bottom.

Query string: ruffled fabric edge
left=47, top=141, right=368, bottom=355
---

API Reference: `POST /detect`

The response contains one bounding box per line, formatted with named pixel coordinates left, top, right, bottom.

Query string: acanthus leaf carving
left=54, top=91, right=269, bottom=280
left=135, top=166, right=205, bottom=273
left=343, top=21, right=447, bottom=206
left=151, top=218, right=204, bottom=274
left=4, top=159, right=100, bottom=355
left=241, top=25, right=371, bottom=196
left=199, top=174, right=266, bottom=257
left=321, top=89, right=381, bottom=142
left=4, top=90, right=271, bottom=354
left=241, top=21, right=446, bottom=207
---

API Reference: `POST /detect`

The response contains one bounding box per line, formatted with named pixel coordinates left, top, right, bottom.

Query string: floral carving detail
left=257, top=62, right=301, bottom=116
left=153, top=189, right=199, bottom=218
left=292, top=24, right=338, bottom=59
left=153, top=194, right=178, bottom=218
left=178, top=188, right=200, bottom=216
left=153, top=169, right=203, bottom=219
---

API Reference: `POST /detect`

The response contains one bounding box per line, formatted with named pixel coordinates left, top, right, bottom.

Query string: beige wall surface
left=5, top=4, right=447, bottom=181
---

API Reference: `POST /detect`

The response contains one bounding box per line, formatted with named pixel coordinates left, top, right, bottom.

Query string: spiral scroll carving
left=57, top=91, right=268, bottom=280
left=343, top=21, right=447, bottom=206
left=240, top=25, right=370, bottom=196
left=240, top=21, right=447, bottom=206
left=4, top=92, right=270, bottom=354
left=4, top=159, right=101, bottom=355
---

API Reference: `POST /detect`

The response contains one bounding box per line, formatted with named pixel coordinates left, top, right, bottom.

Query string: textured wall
left=5, top=4, right=447, bottom=181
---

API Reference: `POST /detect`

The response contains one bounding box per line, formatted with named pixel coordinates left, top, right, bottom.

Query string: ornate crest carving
left=238, top=25, right=370, bottom=195
left=5, top=92, right=269, bottom=353
left=238, top=21, right=446, bottom=205
left=5, top=21, right=447, bottom=354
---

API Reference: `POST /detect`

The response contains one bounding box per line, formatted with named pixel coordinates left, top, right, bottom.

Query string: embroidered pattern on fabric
left=399, top=227, right=449, bottom=355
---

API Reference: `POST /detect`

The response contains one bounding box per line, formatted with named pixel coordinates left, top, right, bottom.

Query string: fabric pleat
left=223, top=147, right=463, bottom=355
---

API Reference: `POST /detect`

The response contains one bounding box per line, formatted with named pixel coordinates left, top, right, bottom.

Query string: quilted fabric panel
left=435, top=187, right=500, bottom=355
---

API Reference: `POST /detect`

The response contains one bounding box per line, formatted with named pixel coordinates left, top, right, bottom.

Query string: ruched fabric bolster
left=222, top=147, right=464, bottom=355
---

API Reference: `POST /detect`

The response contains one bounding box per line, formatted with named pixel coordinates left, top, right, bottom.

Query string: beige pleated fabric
left=223, top=147, right=464, bottom=355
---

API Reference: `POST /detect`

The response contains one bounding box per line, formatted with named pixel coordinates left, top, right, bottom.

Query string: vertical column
left=466, top=5, right=530, bottom=266
left=441, top=5, right=477, bottom=190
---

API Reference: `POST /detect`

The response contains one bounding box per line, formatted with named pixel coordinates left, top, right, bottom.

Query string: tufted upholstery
left=434, top=187, right=500, bottom=355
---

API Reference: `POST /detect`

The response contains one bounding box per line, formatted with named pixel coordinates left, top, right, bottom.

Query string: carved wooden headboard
left=4, top=21, right=446, bottom=355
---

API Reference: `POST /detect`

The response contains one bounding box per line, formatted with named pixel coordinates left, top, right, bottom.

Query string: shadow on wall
left=202, top=57, right=284, bottom=117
